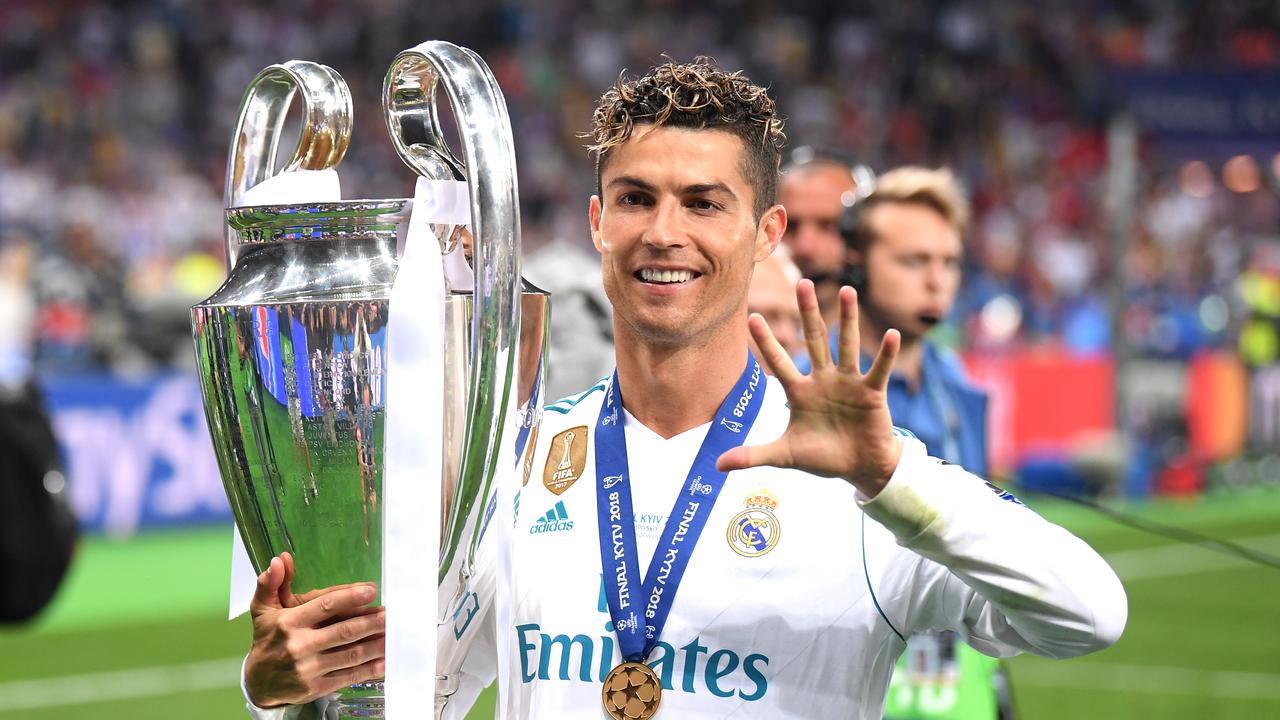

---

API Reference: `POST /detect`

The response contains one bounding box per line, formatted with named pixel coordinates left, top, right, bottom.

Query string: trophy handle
left=382, top=43, right=521, bottom=599
left=223, top=60, right=353, bottom=264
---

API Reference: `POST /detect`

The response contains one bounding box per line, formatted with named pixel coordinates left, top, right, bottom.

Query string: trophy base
left=336, top=681, right=384, bottom=718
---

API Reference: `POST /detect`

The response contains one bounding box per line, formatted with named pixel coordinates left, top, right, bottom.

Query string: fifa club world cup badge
left=727, top=489, right=781, bottom=557
left=544, top=425, right=588, bottom=495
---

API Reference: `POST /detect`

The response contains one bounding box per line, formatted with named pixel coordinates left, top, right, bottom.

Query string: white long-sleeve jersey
left=246, top=375, right=1126, bottom=719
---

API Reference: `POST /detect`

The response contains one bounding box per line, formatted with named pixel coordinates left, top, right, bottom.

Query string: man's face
left=859, top=202, right=963, bottom=340
left=779, top=164, right=856, bottom=279
left=589, top=125, right=784, bottom=347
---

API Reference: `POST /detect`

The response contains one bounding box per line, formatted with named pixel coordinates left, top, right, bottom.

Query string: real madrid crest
left=543, top=425, right=588, bottom=495
left=727, top=489, right=780, bottom=557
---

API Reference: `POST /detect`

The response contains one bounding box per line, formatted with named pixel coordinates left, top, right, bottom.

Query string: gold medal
left=602, top=661, right=662, bottom=719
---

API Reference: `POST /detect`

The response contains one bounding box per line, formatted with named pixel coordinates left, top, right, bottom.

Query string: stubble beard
left=611, top=279, right=744, bottom=353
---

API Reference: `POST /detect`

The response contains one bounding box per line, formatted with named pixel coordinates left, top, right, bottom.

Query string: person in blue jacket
left=794, top=164, right=1006, bottom=718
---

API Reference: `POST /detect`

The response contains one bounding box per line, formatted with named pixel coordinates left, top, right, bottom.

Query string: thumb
left=277, top=552, right=299, bottom=608
left=251, top=556, right=286, bottom=614
left=717, top=441, right=792, bottom=473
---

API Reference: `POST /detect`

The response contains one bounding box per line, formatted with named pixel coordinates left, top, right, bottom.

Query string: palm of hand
left=718, top=281, right=903, bottom=496
left=778, top=372, right=900, bottom=486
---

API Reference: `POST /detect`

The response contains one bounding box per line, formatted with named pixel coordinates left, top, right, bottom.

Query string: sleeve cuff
left=855, top=437, right=951, bottom=543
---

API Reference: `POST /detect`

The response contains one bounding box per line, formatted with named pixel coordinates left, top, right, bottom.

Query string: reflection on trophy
left=192, top=45, right=548, bottom=719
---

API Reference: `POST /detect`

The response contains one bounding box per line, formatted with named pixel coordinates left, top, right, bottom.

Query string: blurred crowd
left=1, top=0, right=1279, bottom=378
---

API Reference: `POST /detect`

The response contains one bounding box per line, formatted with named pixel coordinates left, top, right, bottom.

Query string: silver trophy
left=192, top=46, right=548, bottom=718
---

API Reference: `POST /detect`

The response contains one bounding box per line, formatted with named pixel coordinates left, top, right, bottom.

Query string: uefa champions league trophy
left=192, top=47, right=548, bottom=718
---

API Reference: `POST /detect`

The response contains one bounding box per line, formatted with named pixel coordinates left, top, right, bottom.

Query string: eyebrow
left=606, top=175, right=658, bottom=193
left=685, top=182, right=737, bottom=200
left=606, top=175, right=739, bottom=202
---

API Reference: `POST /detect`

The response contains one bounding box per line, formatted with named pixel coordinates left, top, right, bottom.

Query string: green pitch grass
left=1, top=488, right=1277, bottom=719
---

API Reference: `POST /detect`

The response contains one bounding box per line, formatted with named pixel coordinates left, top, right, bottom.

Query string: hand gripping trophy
left=192, top=43, right=549, bottom=718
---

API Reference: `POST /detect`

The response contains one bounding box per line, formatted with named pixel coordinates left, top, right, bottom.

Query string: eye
left=689, top=198, right=720, bottom=212
left=618, top=192, right=651, bottom=207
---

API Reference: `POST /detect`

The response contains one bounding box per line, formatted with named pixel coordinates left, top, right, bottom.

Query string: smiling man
left=241, top=59, right=1125, bottom=720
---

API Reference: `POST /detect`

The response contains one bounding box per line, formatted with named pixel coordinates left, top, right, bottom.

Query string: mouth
left=634, top=268, right=702, bottom=285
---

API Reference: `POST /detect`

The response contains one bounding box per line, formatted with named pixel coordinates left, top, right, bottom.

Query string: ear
left=753, top=203, right=787, bottom=262
left=588, top=195, right=604, bottom=254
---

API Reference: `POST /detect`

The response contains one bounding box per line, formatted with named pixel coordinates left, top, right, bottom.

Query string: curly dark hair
left=588, top=58, right=787, bottom=218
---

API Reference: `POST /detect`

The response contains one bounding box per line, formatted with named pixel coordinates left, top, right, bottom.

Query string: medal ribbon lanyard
left=594, top=354, right=765, bottom=663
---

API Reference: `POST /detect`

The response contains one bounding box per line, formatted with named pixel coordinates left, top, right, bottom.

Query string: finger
left=717, top=440, right=793, bottom=473
left=278, top=552, right=297, bottom=608
left=317, top=604, right=383, bottom=628
left=292, top=584, right=378, bottom=628
left=836, top=286, right=860, bottom=373
left=748, top=314, right=801, bottom=385
left=251, top=556, right=286, bottom=613
left=863, top=329, right=901, bottom=391
left=314, top=657, right=386, bottom=699
left=797, top=279, right=832, bottom=370
left=312, top=608, right=387, bottom=652
left=312, top=634, right=386, bottom=675
left=293, top=582, right=378, bottom=607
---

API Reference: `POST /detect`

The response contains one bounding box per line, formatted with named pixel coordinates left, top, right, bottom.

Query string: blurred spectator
left=778, top=147, right=868, bottom=327
left=522, top=238, right=614, bottom=401
left=747, top=244, right=804, bottom=365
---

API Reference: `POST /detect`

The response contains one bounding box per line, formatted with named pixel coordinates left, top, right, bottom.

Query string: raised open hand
left=717, top=280, right=904, bottom=497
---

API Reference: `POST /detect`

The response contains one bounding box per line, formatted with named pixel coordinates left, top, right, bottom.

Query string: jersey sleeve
left=441, top=511, right=500, bottom=719
left=440, top=600, right=497, bottom=719
left=858, top=438, right=1128, bottom=660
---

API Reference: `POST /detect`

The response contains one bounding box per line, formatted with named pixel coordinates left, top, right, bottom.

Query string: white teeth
left=640, top=268, right=694, bottom=283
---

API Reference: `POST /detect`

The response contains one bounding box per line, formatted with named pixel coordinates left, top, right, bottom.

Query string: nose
left=925, top=262, right=943, bottom=290
left=785, top=222, right=817, bottom=258
left=642, top=198, right=686, bottom=249
left=925, top=259, right=956, bottom=295
left=785, top=222, right=840, bottom=276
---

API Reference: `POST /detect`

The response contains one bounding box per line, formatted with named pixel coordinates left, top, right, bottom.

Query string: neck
left=858, top=309, right=924, bottom=388
left=614, top=320, right=749, bottom=439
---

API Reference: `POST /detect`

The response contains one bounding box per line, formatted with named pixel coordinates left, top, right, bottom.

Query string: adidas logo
left=529, top=500, right=574, bottom=534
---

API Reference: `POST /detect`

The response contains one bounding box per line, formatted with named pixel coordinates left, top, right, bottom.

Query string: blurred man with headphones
left=783, top=156, right=1009, bottom=719
left=837, top=166, right=988, bottom=478
left=778, top=147, right=875, bottom=329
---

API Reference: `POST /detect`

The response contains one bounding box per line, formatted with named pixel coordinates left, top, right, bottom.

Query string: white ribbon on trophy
left=384, top=176, right=468, bottom=719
